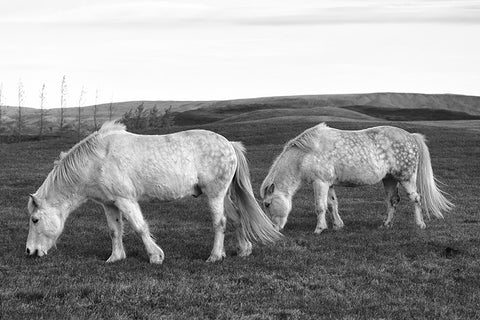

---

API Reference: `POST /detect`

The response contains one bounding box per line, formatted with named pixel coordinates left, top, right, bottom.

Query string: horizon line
left=2, top=91, right=480, bottom=110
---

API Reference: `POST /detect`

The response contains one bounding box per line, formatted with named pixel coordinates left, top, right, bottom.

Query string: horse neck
left=272, top=149, right=303, bottom=197
left=34, top=185, right=86, bottom=230
left=36, top=167, right=91, bottom=220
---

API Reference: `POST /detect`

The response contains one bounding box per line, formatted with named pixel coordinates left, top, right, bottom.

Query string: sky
left=1, top=0, right=479, bottom=108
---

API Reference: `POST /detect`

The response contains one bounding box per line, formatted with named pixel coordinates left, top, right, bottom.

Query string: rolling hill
left=1, top=92, right=479, bottom=135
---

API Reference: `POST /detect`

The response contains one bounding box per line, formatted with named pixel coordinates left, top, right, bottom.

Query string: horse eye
left=32, top=217, right=39, bottom=224
left=264, top=202, right=271, bottom=208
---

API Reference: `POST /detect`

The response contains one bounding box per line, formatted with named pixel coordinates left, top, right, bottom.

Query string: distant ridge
left=213, top=92, right=480, bottom=115
left=1, top=92, right=479, bottom=134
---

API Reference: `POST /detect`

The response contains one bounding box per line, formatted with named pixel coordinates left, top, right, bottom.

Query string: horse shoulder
left=92, top=134, right=143, bottom=198
left=300, top=151, right=336, bottom=183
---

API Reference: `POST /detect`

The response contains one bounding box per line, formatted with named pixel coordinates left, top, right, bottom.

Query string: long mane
left=260, top=123, right=329, bottom=198
left=284, top=122, right=328, bottom=153
left=36, top=121, right=127, bottom=199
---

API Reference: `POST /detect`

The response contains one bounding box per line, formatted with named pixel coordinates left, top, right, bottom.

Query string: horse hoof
left=149, top=254, right=164, bottom=264
left=206, top=254, right=225, bottom=263
left=314, top=228, right=326, bottom=234
left=418, top=223, right=426, bottom=229
left=238, top=248, right=252, bottom=257
left=238, top=242, right=253, bottom=257
left=333, top=224, right=344, bottom=231
left=106, top=252, right=126, bottom=263
left=380, top=222, right=393, bottom=229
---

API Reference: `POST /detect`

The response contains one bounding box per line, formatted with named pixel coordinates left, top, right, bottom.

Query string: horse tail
left=412, top=133, right=453, bottom=219
left=229, top=142, right=282, bottom=243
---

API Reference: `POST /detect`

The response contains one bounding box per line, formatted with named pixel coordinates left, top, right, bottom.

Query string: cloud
left=0, top=1, right=210, bottom=26
left=217, top=1, right=480, bottom=26
left=1, top=0, right=479, bottom=28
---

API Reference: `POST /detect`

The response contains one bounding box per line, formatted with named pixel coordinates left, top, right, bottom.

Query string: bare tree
left=17, top=80, right=25, bottom=138
left=108, top=95, right=114, bottom=121
left=93, top=89, right=99, bottom=130
left=60, top=75, right=67, bottom=131
left=39, top=83, right=46, bottom=137
left=109, top=102, right=113, bottom=121
left=77, top=86, right=86, bottom=140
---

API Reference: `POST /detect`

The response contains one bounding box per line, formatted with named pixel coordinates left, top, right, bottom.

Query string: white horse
left=26, top=121, right=281, bottom=263
left=260, top=123, right=453, bottom=233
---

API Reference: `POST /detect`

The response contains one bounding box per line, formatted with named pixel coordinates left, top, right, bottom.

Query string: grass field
left=1, top=118, right=480, bottom=319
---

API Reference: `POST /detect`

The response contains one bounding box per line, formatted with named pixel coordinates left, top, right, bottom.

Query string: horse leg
left=327, top=187, right=344, bottom=230
left=115, top=198, right=164, bottom=264
left=102, top=204, right=126, bottom=263
left=206, top=195, right=227, bottom=262
left=382, top=177, right=400, bottom=228
left=225, top=196, right=252, bottom=257
left=313, top=180, right=329, bottom=234
left=400, top=178, right=426, bottom=229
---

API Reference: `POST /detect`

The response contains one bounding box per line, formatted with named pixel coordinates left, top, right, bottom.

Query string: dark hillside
left=172, top=104, right=480, bottom=127
left=342, top=106, right=480, bottom=121
left=173, top=104, right=379, bottom=126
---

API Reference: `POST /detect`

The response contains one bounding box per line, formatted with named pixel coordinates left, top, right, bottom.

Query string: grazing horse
left=260, top=123, right=453, bottom=233
left=26, top=121, right=281, bottom=263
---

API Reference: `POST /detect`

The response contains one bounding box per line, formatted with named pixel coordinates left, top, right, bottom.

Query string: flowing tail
left=412, top=133, right=453, bottom=219
left=230, top=142, right=282, bottom=243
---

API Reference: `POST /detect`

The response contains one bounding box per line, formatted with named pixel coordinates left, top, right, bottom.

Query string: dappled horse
left=26, top=121, right=281, bottom=263
left=260, top=123, right=453, bottom=233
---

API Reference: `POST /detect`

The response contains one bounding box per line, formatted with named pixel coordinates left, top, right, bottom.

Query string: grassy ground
left=1, top=120, right=480, bottom=319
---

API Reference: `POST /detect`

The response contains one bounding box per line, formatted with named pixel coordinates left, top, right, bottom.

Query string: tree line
left=121, top=103, right=174, bottom=131
left=0, top=76, right=175, bottom=141
left=0, top=76, right=115, bottom=139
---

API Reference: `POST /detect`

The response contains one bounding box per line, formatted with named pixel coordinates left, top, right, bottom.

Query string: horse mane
left=260, top=123, right=329, bottom=198
left=284, top=122, right=328, bottom=153
left=37, top=121, right=127, bottom=199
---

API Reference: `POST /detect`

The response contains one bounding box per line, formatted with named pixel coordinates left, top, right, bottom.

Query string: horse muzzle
left=25, top=247, right=46, bottom=257
left=273, top=224, right=283, bottom=232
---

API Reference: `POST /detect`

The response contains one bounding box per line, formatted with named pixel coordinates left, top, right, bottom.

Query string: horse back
left=301, top=125, right=419, bottom=186
left=93, top=130, right=237, bottom=200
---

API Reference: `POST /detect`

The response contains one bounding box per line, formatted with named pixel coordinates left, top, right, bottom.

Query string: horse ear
left=267, top=184, right=275, bottom=194
left=29, top=194, right=40, bottom=209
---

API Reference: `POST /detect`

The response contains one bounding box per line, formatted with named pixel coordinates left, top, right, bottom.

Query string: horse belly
left=334, top=156, right=388, bottom=187
left=138, top=165, right=199, bottom=201
left=330, top=133, right=390, bottom=186
left=335, top=165, right=385, bottom=186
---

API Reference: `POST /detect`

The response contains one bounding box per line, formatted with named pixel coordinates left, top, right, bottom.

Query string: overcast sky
left=1, top=0, right=479, bottom=108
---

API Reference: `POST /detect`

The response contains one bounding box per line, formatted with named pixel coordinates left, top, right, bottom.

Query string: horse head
left=26, top=194, right=64, bottom=257
left=261, top=183, right=292, bottom=231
